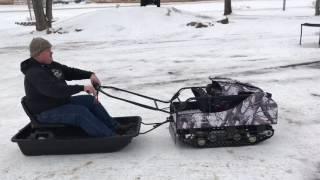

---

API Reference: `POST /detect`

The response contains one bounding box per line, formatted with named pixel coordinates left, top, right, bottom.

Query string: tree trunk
left=316, top=0, right=320, bottom=16
left=32, top=0, right=47, bottom=31
left=282, top=0, right=286, bottom=11
left=46, top=0, right=53, bottom=28
left=27, top=0, right=33, bottom=20
left=224, top=0, right=232, bottom=15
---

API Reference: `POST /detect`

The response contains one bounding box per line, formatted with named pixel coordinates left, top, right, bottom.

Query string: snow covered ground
left=1, top=0, right=320, bottom=179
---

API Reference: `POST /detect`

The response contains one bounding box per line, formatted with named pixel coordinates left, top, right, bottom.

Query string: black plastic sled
left=11, top=96, right=141, bottom=156
left=11, top=116, right=141, bottom=156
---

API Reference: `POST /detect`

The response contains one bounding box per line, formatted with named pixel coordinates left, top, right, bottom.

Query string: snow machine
left=97, top=77, right=278, bottom=148
left=140, top=0, right=160, bottom=7
left=168, top=77, right=278, bottom=147
left=11, top=97, right=141, bottom=156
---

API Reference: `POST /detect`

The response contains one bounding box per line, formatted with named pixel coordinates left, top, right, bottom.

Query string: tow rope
left=95, top=85, right=173, bottom=135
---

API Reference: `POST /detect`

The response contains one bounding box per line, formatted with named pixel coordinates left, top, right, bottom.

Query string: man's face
left=36, top=48, right=53, bottom=64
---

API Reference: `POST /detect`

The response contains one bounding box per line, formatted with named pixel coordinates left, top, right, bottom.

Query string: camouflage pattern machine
left=168, top=77, right=278, bottom=147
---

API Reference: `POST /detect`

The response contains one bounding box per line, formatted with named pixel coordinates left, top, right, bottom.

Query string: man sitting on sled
left=20, top=37, right=131, bottom=136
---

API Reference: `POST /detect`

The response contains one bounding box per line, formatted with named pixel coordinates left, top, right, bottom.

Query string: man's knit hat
left=29, top=37, right=52, bottom=57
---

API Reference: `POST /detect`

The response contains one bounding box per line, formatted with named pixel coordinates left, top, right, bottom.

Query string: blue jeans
left=37, top=95, right=119, bottom=137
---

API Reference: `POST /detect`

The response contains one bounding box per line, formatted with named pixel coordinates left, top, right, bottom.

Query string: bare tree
left=32, top=0, right=47, bottom=31
left=316, top=0, right=320, bottom=16
left=224, top=0, right=232, bottom=15
left=46, top=0, right=53, bottom=28
left=31, top=0, right=53, bottom=31
left=283, top=0, right=286, bottom=11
